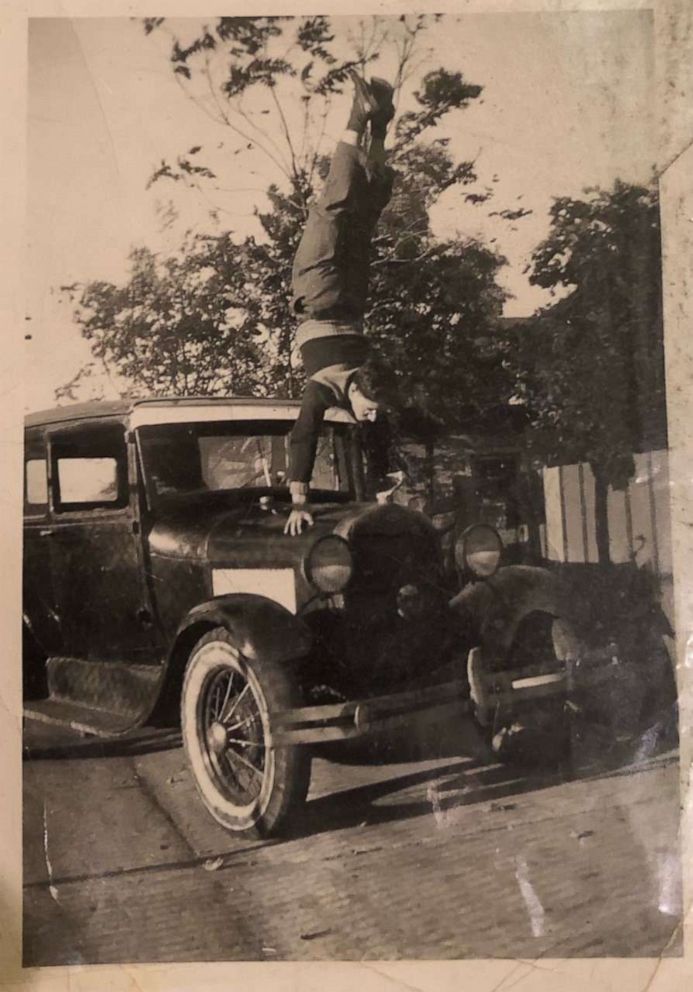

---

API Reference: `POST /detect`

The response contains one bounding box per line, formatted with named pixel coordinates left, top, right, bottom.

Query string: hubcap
left=207, top=720, right=228, bottom=755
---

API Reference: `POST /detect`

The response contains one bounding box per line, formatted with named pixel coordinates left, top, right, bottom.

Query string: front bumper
left=468, top=646, right=624, bottom=726
left=269, top=647, right=624, bottom=745
left=271, top=679, right=469, bottom=745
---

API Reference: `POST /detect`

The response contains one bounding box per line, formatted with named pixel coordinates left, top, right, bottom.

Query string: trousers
left=291, top=141, right=395, bottom=374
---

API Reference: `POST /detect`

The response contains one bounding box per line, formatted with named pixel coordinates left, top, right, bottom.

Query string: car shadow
left=288, top=716, right=678, bottom=840
left=290, top=755, right=561, bottom=839
left=22, top=722, right=183, bottom=761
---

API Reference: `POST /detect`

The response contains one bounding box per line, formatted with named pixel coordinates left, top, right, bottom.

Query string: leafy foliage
left=63, top=242, right=272, bottom=397
left=394, top=70, right=482, bottom=151
left=369, top=153, right=511, bottom=429
left=505, top=181, right=666, bottom=560
left=65, top=16, right=517, bottom=433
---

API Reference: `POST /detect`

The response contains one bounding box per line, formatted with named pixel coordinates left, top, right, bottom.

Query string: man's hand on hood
left=284, top=507, right=315, bottom=537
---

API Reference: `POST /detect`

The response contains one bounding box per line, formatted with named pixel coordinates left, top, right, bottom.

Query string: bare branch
left=371, top=244, right=439, bottom=268
left=306, top=96, right=332, bottom=191
left=190, top=42, right=294, bottom=180
left=233, top=98, right=292, bottom=176
left=234, top=79, right=292, bottom=164
left=202, top=55, right=232, bottom=126
left=173, top=70, right=228, bottom=128
left=212, top=185, right=270, bottom=194
left=268, top=84, right=301, bottom=182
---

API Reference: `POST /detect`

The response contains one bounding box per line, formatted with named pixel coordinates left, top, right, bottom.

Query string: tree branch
left=268, top=83, right=301, bottom=183
left=371, top=244, right=440, bottom=268
left=235, top=90, right=292, bottom=169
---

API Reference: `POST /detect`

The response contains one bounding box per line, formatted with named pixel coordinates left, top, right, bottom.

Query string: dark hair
left=350, top=358, right=398, bottom=408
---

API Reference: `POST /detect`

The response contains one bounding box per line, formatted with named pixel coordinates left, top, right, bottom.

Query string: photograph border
left=2, top=1, right=691, bottom=988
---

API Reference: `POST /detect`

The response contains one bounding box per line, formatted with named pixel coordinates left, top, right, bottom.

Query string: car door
left=46, top=419, right=160, bottom=663
left=23, top=426, right=61, bottom=656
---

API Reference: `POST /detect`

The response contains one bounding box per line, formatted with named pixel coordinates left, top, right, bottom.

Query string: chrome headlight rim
left=303, top=534, right=354, bottom=593
left=456, top=523, right=503, bottom=578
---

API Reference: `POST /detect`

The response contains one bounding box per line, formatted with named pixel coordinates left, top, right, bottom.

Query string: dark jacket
left=288, top=373, right=392, bottom=498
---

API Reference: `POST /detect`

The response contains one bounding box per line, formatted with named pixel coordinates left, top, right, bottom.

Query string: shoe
left=347, top=69, right=378, bottom=134
left=370, top=77, right=395, bottom=137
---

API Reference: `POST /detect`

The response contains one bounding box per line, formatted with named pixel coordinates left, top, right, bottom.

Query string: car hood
left=146, top=494, right=436, bottom=564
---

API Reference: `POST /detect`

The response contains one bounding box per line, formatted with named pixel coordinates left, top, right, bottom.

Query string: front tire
left=181, top=627, right=311, bottom=837
left=471, top=613, right=576, bottom=765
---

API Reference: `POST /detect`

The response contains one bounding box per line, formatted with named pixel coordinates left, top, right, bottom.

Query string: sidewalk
left=22, top=725, right=682, bottom=964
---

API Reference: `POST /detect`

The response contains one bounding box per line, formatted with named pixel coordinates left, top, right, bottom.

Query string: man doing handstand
left=284, top=72, right=397, bottom=536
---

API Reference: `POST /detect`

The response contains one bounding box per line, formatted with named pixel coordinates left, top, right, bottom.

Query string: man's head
left=347, top=359, right=396, bottom=423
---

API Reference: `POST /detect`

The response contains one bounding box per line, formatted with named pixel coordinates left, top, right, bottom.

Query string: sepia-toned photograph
left=21, top=8, right=685, bottom=969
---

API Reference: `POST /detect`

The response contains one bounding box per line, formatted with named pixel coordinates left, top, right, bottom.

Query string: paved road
left=22, top=715, right=682, bottom=965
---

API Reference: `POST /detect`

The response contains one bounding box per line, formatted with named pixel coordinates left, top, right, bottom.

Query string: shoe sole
left=348, top=69, right=379, bottom=115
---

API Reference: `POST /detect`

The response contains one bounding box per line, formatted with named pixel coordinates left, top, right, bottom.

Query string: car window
left=199, top=433, right=339, bottom=492
left=138, top=421, right=351, bottom=501
left=311, top=434, right=342, bottom=491
left=25, top=458, right=48, bottom=510
left=200, top=436, right=276, bottom=490
left=50, top=423, right=128, bottom=513
left=56, top=456, right=120, bottom=504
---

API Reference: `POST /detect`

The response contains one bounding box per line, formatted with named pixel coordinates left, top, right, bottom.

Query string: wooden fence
left=541, top=450, right=674, bottom=623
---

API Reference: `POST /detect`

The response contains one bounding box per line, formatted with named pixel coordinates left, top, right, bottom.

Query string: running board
left=24, top=697, right=140, bottom=738
left=24, top=656, right=165, bottom=738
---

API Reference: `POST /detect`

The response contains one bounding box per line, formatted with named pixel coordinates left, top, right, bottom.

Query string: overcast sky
left=27, top=11, right=656, bottom=410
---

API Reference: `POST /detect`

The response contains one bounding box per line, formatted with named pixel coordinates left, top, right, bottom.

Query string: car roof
left=24, top=396, right=356, bottom=429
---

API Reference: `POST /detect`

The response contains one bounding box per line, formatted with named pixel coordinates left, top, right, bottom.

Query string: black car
left=23, top=397, right=638, bottom=836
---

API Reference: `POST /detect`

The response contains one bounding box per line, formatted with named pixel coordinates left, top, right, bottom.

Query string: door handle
left=136, top=608, right=154, bottom=628
left=39, top=528, right=78, bottom=542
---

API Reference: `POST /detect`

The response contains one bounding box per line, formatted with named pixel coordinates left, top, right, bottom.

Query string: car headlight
left=304, top=535, right=353, bottom=593
left=455, top=524, right=503, bottom=578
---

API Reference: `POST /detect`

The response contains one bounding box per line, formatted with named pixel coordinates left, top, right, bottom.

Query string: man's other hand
left=376, top=470, right=407, bottom=504
left=284, top=507, right=314, bottom=536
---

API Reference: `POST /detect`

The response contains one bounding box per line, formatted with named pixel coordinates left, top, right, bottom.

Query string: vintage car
left=23, top=397, right=665, bottom=837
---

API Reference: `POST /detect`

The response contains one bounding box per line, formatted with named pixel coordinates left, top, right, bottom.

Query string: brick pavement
left=22, top=719, right=682, bottom=965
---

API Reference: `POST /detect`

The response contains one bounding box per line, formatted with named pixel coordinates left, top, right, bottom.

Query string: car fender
left=150, top=594, right=313, bottom=727
left=450, top=565, right=579, bottom=670
left=177, top=593, right=313, bottom=665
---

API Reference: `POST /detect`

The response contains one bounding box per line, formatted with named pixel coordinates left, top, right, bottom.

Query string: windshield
left=137, top=420, right=355, bottom=502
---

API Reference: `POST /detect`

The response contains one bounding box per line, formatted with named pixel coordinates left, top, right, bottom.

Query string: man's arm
left=361, top=414, right=405, bottom=496
left=285, top=380, right=334, bottom=536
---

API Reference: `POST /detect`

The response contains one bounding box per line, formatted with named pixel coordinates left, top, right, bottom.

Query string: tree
left=62, top=241, right=273, bottom=398
left=63, top=15, right=518, bottom=436
left=507, top=181, right=666, bottom=563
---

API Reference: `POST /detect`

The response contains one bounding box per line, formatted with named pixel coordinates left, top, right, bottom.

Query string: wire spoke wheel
left=181, top=627, right=311, bottom=837
left=202, top=667, right=266, bottom=806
